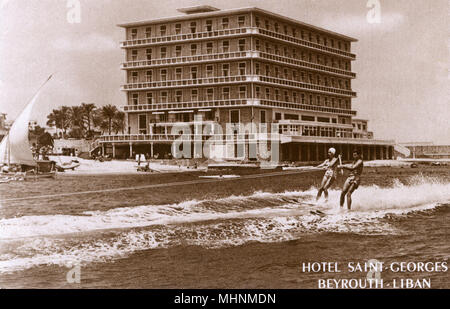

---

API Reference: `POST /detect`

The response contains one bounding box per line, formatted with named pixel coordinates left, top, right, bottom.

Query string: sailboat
left=0, top=75, right=57, bottom=181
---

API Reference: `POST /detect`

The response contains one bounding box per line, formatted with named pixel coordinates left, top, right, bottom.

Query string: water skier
left=316, top=148, right=340, bottom=202
left=338, top=149, right=364, bottom=210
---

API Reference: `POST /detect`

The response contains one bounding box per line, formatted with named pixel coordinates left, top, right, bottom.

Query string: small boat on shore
left=0, top=75, right=56, bottom=181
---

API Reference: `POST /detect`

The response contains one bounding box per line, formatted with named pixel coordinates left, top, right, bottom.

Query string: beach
left=0, top=163, right=449, bottom=288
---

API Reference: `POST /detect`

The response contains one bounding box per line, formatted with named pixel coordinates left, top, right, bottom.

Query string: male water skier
left=338, top=149, right=364, bottom=210
left=316, top=148, right=339, bottom=202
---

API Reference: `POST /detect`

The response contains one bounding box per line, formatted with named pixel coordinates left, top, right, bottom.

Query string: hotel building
left=99, top=6, right=394, bottom=162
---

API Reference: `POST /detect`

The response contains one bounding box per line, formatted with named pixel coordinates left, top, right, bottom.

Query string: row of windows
left=129, top=15, right=248, bottom=39
left=127, top=39, right=351, bottom=70
left=127, top=14, right=350, bottom=53
left=127, top=63, right=351, bottom=90
left=129, top=87, right=351, bottom=109
left=279, top=124, right=353, bottom=138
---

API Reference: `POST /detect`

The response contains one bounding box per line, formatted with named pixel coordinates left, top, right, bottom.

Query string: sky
left=0, top=0, right=448, bottom=144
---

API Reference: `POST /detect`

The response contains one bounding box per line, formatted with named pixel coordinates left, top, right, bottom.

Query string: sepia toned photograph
left=0, top=0, right=448, bottom=296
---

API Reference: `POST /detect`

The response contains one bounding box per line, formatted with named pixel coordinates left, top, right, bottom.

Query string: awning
left=198, top=109, right=212, bottom=112
left=152, top=112, right=165, bottom=114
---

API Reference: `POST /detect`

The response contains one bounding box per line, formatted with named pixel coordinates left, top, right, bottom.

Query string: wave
left=0, top=175, right=449, bottom=273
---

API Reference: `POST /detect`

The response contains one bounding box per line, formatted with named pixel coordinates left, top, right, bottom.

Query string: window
left=301, top=115, right=315, bottom=122
left=265, top=88, right=270, bottom=99
left=292, top=48, right=297, bottom=59
left=160, top=69, right=167, bottom=81
left=146, top=48, right=152, bottom=60
left=222, top=64, right=229, bottom=77
left=160, top=47, right=166, bottom=58
left=206, top=65, right=213, bottom=77
left=255, top=39, right=260, bottom=51
left=138, top=114, right=147, bottom=134
left=255, top=17, right=260, bottom=27
left=175, top=24, right=181, bottom=34
left=190, top=67, right=198, bottom=79
left=292, top=28, right=297, bottom=37
left=222, top=87, right=230, bottom=99
left=265, top=65, right=271, bottom=76
left=175, top=68, right=182, bottom=80
left=275, top=112, right=282, bottom=120
left=265, top=20, right=270, bottom=30
left=274, top=23, right=279, bottom=32
left=255, top=63, right=260, bottom=75
left=175, top=90, right=182, bottom=103
left=285, top=114, right=299, bottom=120
left=145, top=27, right=151, bottom=38
left=131, top=71, right=138, bottom=83
left=222, top=18, right=229, bottom=29
left=230, top=110, right=240, bottom=123
left=275, top=89, right=280, bottom=101
left=284, top=90, right=290, bottom=102
left=265, top=42, right=272, bottom=53
left=191, top=89, right=198, bottom=101
left=190, top=22, right=196, bottom=34
left=191, top=44, right=197, bottom=55
left=131, top=29, right=137, bottom=39
left=318, top=117, right=330, bottom=123
left=222, top=41, right=229, bottom=53
left=206, top=20, right=212, bottom=32
left=239, top=62, right=246, bottom=75
left=300, top=93, right=305, bottom=104
left=239, top=86, right=247, bottom=98
left=132, top=93, right=139, bottom=105
left=160, top=25, right=166, bottom=36
left=238, top=16, right=245, bottom=27
left=206, top=42, right=213, bottom=54
left=255, top=86, right=261, bottom=98
left=206, top=88, right=214, bottom=100
left=131, top=50, right=138, bottom=61
left=160, top=91, right=168, bottom=103
left=238, top=39, right=246, bottom=51
left=146, top=70, right=152, bottom=82
left=175, top=45, right=181, bottom=57
left=283, top=25, right=288, bottom=35
left=293, top=92, right=298, bottom=102
left=260, top=110, right=266, bottom=123
left=146, top=92, right=153, bottom=104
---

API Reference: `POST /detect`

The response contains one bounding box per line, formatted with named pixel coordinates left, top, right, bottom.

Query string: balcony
left=123, top=74, right=355, bottom=97
left=121, top=28, right=253, bottom=48
left=122, top=75, right=251, bottom=91
left=121, top=27, right=355, bottom=60
left=122, top=51, right=354, bottom=79
left=122, top=98, right=357, bottom=116
left=258, top=76, right=356, bottom=97
left=121, top=51, right=251, bottom=69
left=258, top=52, right=355, bottom=78
left=99, top=133, right=276, bottom=143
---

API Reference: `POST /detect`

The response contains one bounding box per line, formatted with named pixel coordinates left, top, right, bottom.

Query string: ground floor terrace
left=96, top=133, right=394, bottom=163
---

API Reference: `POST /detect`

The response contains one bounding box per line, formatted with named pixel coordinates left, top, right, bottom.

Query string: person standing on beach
left=316, top=148, right=339, bottom=202
left=338, top=149, right=364, bottom=210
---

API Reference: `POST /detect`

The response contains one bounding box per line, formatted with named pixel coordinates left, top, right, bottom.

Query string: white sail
left=0, top=134, right=9, bottom=164
left=0, top=75, right=52, bottom=166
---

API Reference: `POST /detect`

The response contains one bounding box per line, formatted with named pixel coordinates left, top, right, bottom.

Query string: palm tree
left=81, top=103, right=96, bottom=135
left=46, top=106, right=71, bottom=137
left=112, top=111, right=126, bottom=134
left=69, top=106, right=86, bottom=138
left=101, top=105, right=118, bottom=135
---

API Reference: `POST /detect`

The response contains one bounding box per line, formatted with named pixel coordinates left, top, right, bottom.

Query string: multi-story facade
left=99, top=6, right=394, bottom=162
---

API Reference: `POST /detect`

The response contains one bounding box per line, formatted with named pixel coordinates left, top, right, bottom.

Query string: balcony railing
left=122, top=51, right=355, bottom=79
left=123, top=99, right=250, bottom=112
left=99, top=133, right=276, bottom=143
left=121, top=26, right=355, bottom=60
left=122, top=75, right=251, bottom=91
left=122, top=74, right=355, bottom=97
left=258, top=52, right=355, bottom=78
left=122, top=51, right=251, bottom=69
left=121, top=28, right=252, bottom=48
left=258, top=75, right=356, bottom=97
left=121, top=98, right=357, bottom=116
